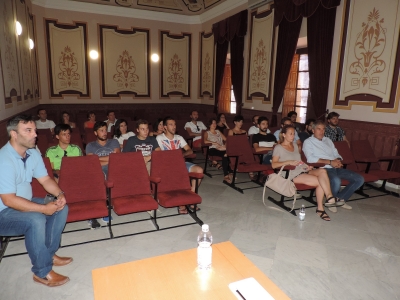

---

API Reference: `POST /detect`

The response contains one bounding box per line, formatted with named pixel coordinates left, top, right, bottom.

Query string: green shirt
left=45, top=144, right=83, bottom=170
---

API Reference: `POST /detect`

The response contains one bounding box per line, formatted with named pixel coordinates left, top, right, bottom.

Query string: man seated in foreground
left=45, top=124, right=83, bottom=180
left=157, top=116, right=203, bottom=214
left=252, top=116, right=277, bottom=165
left=303, top=120, right=364, bottom=212
left=0, top=115, right=71, bottom=287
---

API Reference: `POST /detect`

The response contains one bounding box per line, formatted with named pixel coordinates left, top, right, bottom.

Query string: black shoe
left=88, top=219, right=101, bottom=229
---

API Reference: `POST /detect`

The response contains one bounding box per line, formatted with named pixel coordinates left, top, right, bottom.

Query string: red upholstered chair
left=32, top=157, right=54, bottom=198
left=107, top=152, right=159, bottom=231
left=58, top=156, right=111, bottom=237
left=70, top=130, right=84, bottom=153
left=150, top=149, right=203, bottom=225
left=107, top=125, right=115, bottom=139
left=36, top=136, right=49, bottom=156
left=84, top=128, right=97, bottom=144
left=350, top=140, right=400, bottom=194
left=36, top=128, right=53, bottom=143
left=225, top=135, right=272, bottom=193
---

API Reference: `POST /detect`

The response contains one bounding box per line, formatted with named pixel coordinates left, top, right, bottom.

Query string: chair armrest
left=281, top=165, right=296, bottom=171
left=105, top=180, right=114, bottom=188
left=189, top=172, right=204, bottom=179
left=149, top=176, right=161, bottom=184
left=185, top=153, right=196, bottom=159
left=226, top=153, right=243, bottom=158
left=379, top=156, right=400, bottom=161
left=308, top=163, right=325, bottom=168
left=202, top=142, right=212, bottom=147
left=253, top=149, right=270, bottom=155
left=355, top=158, right=379, bottom=163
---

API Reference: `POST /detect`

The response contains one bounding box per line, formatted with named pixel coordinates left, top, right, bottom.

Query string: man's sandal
left=324, top=196, right=345, bottom=207
left=316, top=209, right=330, bottom=221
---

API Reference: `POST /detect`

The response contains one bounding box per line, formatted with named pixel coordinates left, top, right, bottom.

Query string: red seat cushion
left=367, top=170, right=400, bottom=180
left=66, top=200, right=108, bottom=223
left=157, top=190, right=202, bottom=207
left=112, top=195, right=158, bottom=215
left=237, top=163, right=272, bottom=173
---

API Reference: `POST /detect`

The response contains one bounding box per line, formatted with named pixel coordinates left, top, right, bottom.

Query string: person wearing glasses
left=45, top=124, right=83, bottom=180
left=325, top=112, right=350, bottom=147
left=184, top=110, right=207, bottom=148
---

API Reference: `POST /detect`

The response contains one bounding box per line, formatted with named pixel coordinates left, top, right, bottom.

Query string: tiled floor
left=1, top=172, right=400, bottom=300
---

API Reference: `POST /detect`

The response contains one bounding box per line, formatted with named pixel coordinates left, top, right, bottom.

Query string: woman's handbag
left=262, top=165, right=297, bottom=211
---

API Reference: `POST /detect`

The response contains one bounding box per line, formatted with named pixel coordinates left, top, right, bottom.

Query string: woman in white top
left=113, top=119, right=135, bottom=150
left=271, top=125, right=344, bottom=221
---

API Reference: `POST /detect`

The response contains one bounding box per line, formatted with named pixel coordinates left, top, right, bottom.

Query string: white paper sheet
left=229, top=277, right=275, bottom=300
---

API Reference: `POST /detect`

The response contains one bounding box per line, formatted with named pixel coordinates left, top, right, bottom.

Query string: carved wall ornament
left=113, top=50, right=139, bottom=88
left=251, top=39, right=268, bottom=89
left=57, top=46, right=81, bottom=88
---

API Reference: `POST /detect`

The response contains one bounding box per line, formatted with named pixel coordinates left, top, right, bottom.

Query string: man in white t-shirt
left=248, top=115, right=260, bottom=135
left=158, top=116, right=203, bottom=214
left=184, top=110, right=207, bottom=148
left=104, top=110, right=118, bottom=133
left=35, top=109, right=56, bottom=134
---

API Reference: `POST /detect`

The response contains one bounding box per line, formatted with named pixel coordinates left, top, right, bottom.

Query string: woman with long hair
left=216, top=113, right=230, bottom=133
left=228, top=115, right=247, bottom=136
left=271, top=125, right=344, bottom=221
left=149, top=119, right=164, bottom=136
left=113, top=119, right=135, bottom=150
left=204, top=118, right=232, bottom=183
left=61, top=111, right=76, bottom=128
left=84, top=111, right=96, bottom=129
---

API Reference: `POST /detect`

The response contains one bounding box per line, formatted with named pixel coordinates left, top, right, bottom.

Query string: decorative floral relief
left=113, top=50, right=139, bottom=88
left=2, top=2, right=18, bottom=86
left=202, top=52, right=211, bottom=90
left=167, top=53, right=184, bottom=89
left=251, top=39, right=267, bottom=89
left=57, top=46, right=81, bottom=88
left=349, top=8, right=386, bottom=87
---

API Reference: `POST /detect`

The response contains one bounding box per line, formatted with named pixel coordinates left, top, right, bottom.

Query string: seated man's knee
left=191, top=165, right=203, bottom=174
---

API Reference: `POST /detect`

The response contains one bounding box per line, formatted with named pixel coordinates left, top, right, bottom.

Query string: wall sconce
left=89, top=50, right=99, bottom=59
left=151, top=53, right=159, bottom=62
left=29, top=38, right=34, bottom=50
left=16, top=21, right=22, bottom=35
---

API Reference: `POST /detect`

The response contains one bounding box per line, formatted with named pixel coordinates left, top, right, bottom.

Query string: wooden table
left=92, top=241, right=289, bottom=300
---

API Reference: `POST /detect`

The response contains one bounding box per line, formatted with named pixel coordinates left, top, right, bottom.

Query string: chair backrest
left=84, top=128, right=97, bottom=144
left=350, top=139, right=380, bottom=171
left=70, top=131, right=84, bottom=152
left=108, top=152, right=151, bottom=198
left=226, top=135, right=257, bottom=165
left=334, top=141, right=359, bottom=171
left=151, top=149, right=191, bottom=193
left=36, top=136, right=48, bottom=156
left=36, top=129, right=53, bottom=142
left=32, top=157, right=54, bottom=198
left=58, top=156, right=106, bottom=203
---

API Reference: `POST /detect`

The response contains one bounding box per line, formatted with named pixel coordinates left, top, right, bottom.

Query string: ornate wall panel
left=335, top=0, right=400, bottom=112
left=45, top=20, right=90, bottom=98
left=161, top=31, right=191, bottom=97
left=100, top=25, right=150, bottom=98
left=199, top=32, right=214, bottom=98
left=246, top=7, right=275, bottom=102
left=0, top=0, right=21, bottom=104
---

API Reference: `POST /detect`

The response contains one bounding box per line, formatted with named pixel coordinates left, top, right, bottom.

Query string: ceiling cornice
left=32, top=0, right=249, bottom=25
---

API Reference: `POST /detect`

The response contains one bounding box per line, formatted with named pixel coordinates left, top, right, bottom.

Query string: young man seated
left=35, top=109, right=56, bottom=134
left=45, top=124, right=83, bottom=180
left=157, top=116, right=203, bottom=214
left=252, top=116, right=277, bottom=165
left=184, top=110, right=207, bottom=148
left=123, top=119, right=160, bottom=174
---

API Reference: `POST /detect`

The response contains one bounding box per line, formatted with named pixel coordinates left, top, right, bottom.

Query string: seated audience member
left=204, top=119, right=232, bottom=183
left=287, top=111, right=302, bottom=132
left=0, top=115, right=71, bottom=287
left=252, top=116, right=277, bottom=165
left=113, top=119, right=135, bottom=150
left=157, top=116, right=204, bottom=214
left=61, top=111, right=76, bottom=129
left=228, top=115, right=247, bottom=136
left=325, top=112, right=350, bottom=147
left=36, top=109, right=56, bottom=134
left=272, top=125, right=345, bottom=221
left=274, top=117, right=302, bottom=150
left=248, top=115, right=260, bottom=135
left=84, top=111, right=96, bottom=129
left=45, top=124, right=83, bottom=178
left=299, top=118, right=315, bottom=143
left=150, top=118, right=164, bottom=137
left=104, top=110, right=117, bottom=133
left=303, top=120, right=364, bottom=212
left=123, top=119, right=160, bottom=174
left=216, top=113, right=230, bottom=133
left=184, top=110, right=207, bottom=148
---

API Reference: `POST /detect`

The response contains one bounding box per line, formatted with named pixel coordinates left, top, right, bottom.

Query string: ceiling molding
left=32, top=0, right=248, bottom=25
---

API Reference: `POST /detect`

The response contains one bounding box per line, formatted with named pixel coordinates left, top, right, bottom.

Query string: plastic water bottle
left=299, top=205, right=305, bottom=221
left=197, top=224, right=213, bottom=270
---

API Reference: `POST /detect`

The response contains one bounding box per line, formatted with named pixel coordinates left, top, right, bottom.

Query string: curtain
left=214, top=42, right=229, bottom=113
left=230, top=34, right=245, bottom=115
left=270, top=17, right=302, bottom=127
left=307, top=4, right=337, bottom=120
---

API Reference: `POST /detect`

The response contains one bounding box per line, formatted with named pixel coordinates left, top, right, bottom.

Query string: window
left=230, top=85, right=236, bottom=114
left=282, top=50, right=310, bottom=123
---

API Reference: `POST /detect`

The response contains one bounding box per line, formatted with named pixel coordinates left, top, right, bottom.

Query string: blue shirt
left=274, top=129, right=300, bottom=141
left=302, top=136, right=342, bottom=168
left=0, top=142, right=48, bottom=212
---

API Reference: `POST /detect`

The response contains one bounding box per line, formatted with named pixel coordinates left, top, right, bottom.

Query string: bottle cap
left=202, top=224, right=209, bottom=232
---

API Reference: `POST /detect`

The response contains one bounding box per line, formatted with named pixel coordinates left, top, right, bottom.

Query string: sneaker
left=341, top=203, right=352, bottom=210
left=147, top=209, right=162, bottom=216
left=328, top=206, right=337, bottom=213
left=102, top=216, right=113, bottom=223
left=295, top=193, right=302, bottom=199
left=88, top=219, right=101, bottom=229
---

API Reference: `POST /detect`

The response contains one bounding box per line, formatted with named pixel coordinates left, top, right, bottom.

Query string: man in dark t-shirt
left=123, top=119, right=160, bottom=173
left=252, top=116, right=277, bottom=165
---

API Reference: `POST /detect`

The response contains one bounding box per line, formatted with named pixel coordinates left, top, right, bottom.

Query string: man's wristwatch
left=56, top=191, right=65, bottom=198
